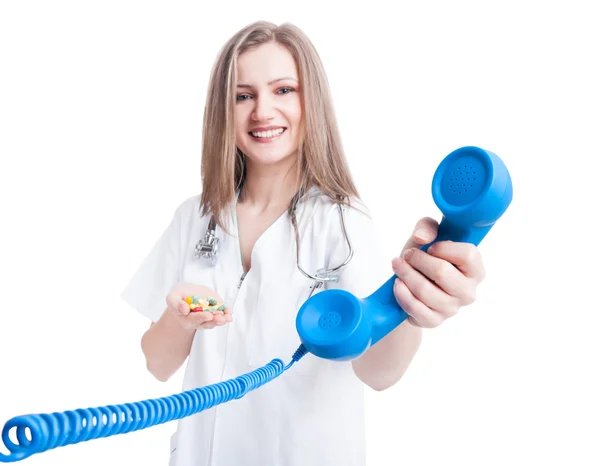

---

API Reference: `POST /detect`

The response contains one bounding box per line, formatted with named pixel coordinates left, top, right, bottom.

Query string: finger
left=198, top=321, right=220, bottom=329
left=399, top=247, right=473, bottom=303
left=392, top=257, right=459, bottom=317
left=186, top=311, right=215, bottom=326
left=393, top=278, right=444, bottom=328
left=198, top=314, right=229, bottom=329
left=401, top=217, right=439, bottom=253
left=220, top=307, right=233, bottom=321
left=190, top=310, right=232, bottom=327
left=215, top=315, right=228, bottom=325
left=427, top=241, right=485, bottom=282
left=209, top=312, right=227, bottom=325
left=213, top=308, right=233, bottom=324
left=217, top=306, right=235, bottom=321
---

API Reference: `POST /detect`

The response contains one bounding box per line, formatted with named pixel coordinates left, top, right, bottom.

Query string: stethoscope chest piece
left=194, top=218, right=219, bottom=265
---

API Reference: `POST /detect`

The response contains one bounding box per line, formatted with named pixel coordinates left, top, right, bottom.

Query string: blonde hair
left=199, top=20, right=360, bottom=231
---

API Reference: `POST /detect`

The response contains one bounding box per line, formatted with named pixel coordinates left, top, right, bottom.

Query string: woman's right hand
left=166, top=283, right=232, bottom=330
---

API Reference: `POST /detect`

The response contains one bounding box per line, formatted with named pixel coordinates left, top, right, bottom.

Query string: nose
left=251, top=94, right=275, bottom=122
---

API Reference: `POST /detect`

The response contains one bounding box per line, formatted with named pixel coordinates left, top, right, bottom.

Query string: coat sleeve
left=120, top=203, right=185, bottom=323
left=324, top=200, right=393, bottom=299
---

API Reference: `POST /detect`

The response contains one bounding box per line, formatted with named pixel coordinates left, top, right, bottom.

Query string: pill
left=184, top=296, right=226, bottom=314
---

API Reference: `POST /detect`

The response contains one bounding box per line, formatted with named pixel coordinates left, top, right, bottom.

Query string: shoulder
left=155, top=193, right=214, bottom=242
left=168, top=193, right=209, bottom=226
left=173, top=193, right=202, bottom=217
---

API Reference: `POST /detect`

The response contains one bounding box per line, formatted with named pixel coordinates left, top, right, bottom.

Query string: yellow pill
left=185, top=296, right=193, bottom=304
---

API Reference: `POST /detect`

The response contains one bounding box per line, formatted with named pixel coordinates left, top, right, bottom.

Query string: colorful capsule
left=184, top=296, right=226, bottom=313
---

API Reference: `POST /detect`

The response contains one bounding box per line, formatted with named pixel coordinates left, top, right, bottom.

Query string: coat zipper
left=237, top=271, right=247, bottom=289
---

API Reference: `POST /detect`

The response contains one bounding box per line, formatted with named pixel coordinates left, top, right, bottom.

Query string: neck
left=239, top=157, right=300, bottom=212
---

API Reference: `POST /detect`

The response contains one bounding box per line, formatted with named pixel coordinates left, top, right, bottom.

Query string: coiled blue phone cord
left=0, top=344, right=308, bottom=463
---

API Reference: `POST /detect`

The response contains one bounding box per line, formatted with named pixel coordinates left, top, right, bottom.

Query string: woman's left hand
left=392, top=217, right=486, bottom=328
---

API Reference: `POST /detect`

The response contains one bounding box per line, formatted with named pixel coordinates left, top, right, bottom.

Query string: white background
left=1, top=1, right=598, bottom=465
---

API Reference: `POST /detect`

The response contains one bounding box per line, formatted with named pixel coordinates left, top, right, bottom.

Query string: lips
left=249, top=127, right=286, bottom=140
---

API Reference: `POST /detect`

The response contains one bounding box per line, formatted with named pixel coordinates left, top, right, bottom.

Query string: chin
left=243, top=146, right=297, bottom=167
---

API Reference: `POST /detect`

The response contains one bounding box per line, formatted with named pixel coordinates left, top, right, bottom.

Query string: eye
left=277, top=87, right=294, bottom=95
left=236, top=94, right=252, bottom=101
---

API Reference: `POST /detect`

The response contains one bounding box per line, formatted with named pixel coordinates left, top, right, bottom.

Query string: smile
left=249, top=127, right=286, bottom=141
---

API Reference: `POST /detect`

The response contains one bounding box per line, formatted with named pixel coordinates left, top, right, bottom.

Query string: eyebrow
left=236, top=77, right=299, bottom=88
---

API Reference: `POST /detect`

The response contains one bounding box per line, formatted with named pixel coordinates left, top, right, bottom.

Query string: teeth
left=251, top=128, right=284, bottom=138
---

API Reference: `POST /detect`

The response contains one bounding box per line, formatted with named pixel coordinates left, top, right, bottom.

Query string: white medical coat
left=121, top=188, right=392, bottom=466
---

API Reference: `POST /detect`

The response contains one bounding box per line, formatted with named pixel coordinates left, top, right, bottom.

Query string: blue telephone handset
left=0, top=146, right=512, bottom=463
left=296, top=145, right=513, bottom=360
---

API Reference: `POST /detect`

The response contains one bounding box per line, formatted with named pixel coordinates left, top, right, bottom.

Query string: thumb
left=400, top=217, right=439, bottom=254
left=178, top=299, right=191, bottom=316
left=166, top=292, right=190, bottom=316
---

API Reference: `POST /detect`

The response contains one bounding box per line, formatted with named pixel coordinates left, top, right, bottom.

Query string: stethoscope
left=194, top=195, right=354, bottom=298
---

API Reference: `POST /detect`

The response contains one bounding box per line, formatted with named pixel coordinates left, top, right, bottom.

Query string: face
left=234, top=42, right=302, bottom=168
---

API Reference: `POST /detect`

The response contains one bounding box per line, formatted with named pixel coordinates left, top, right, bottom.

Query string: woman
left=121, top=20, right=485, bottom=466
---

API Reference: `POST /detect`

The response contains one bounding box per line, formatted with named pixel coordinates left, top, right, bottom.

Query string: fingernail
left=414, top=228, right=428, bottom=241
left=403, top=248, right=414, bottom=260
